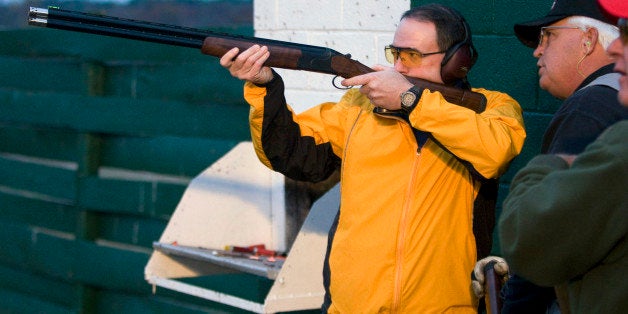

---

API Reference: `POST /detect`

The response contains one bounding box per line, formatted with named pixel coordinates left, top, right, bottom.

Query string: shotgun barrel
left=28, top=7, right=346, bottom=74
left=29, top=7, right=228, bottom=49
left=27, top=7, right=339, bottom=58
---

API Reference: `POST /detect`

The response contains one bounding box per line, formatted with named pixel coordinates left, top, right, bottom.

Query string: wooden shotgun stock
left=28, top=6, right=487, bottom=116
left=484, top=260, right=504, bottom=314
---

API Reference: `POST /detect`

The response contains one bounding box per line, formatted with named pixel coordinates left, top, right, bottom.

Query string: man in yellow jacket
left=220, top=4, right=526, bottom=313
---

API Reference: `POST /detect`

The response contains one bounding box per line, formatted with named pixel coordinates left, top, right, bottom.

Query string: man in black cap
left=471, top=0, right=628, bottom=313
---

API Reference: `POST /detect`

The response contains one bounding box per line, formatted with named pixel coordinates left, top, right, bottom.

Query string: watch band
left=400, top=86, right=423, bottom=114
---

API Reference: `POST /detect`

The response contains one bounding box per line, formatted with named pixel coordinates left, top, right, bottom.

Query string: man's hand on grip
left=471, top=256, right=509, bottom=298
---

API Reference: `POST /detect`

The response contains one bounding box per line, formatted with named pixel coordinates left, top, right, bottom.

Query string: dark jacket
left=500, top=121, right=628, bottom=314
left=502, top=64, right=628, bottom=314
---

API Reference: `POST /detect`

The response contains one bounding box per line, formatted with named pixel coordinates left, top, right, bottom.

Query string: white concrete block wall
left=254, top=0, right=411, bottom=113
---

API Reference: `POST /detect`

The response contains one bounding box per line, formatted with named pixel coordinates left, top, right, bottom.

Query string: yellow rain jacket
left=244, top=74, right=526, bottom=313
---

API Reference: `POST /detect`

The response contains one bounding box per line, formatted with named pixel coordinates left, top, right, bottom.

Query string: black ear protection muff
left=440, top=14, right=478, bottom=84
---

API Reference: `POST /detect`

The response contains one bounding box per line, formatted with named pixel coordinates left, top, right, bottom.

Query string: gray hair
left=566, top=16, right=619, bottom=50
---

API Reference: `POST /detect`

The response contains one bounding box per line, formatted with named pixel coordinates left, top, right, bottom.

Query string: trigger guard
left=332, top=76, right=351, bottom=90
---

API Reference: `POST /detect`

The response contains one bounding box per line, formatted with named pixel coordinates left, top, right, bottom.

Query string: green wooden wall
left=1, top=0, right=561, bottom=313
left=0, top=8, right=271, bottom=314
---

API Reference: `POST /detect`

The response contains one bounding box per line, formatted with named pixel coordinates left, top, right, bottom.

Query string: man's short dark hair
left=402, top=4, right=469, bottom=52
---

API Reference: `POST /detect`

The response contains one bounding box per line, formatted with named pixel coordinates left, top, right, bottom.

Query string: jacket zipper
left=342, top=109, right=363, bottom=174
left=391, top=142, right=421, bottom=312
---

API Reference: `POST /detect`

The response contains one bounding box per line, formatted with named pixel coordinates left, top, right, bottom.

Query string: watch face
left=401, top=91, right=416, bottom=107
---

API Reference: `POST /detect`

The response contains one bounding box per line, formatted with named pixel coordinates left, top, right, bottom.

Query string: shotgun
left=27, top=6, right=487, bottom=116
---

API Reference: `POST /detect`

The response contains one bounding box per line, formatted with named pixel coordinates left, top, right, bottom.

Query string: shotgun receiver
left=28, top=7, right=487, bottom=115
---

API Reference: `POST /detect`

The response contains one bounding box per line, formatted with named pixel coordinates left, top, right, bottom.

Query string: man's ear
left=583, top=28, right=599, bottom=55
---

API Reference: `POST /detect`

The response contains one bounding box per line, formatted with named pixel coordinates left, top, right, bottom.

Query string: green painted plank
left=0, top=264, right=77, bottom=309
left=105, top=61, right=245, bottom=106
left=0, top=56, right=88, bottom=94
left=0, top=55, right=244, bottom=106
left=0, top=56, right=245, bottom=105
left=0, top=126, right=80, bottom=161
left=0, top=220, right=45, bottom=270
left=0, top=127, right=239, bottom=177
left=0, top=288, right=74, bottom=314
left=0, top=152, right=187, bottom=219
left=78, top=176, right=186, bottom=217
left=73, top=239, right=151, bottom=293
left=0, top=220, right=149, bottom=293
left=0, top=155, right=76, bottom=204
left=100, top=136, right=239, bottom=177
left=0, top=192, right=77, bottom=233
left=0, top=192, right=169, bottom=248
left=0, top=89, right=250, bottom=139
left=98, top=216, right=167, bottom=248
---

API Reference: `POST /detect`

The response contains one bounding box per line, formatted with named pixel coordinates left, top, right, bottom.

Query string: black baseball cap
left=514, top=0, right=613, bottom=48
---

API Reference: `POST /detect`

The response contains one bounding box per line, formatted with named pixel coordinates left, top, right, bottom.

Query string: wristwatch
left=400, top=86, right=423, bottom=114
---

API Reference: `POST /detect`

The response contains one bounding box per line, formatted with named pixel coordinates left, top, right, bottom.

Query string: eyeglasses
left=384, top=45, right=446, bottom=67
left=538, top=25, right=584, bottom=47
left=619, top=18, right=628, bottom=45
